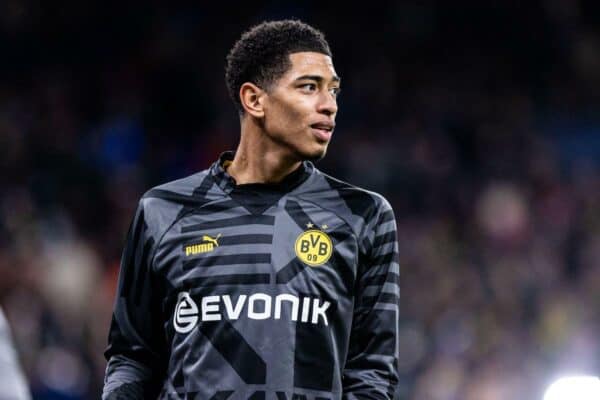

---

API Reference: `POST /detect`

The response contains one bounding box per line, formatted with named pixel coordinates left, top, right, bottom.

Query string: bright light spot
left=544, top=376, right=600, bottom=400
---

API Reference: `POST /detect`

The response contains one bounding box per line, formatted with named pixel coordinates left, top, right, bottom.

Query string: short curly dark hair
left=225, top=19, right=332, bottom=114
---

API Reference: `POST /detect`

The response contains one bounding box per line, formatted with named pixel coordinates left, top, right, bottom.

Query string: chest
left=154, top=198, right=359, bottom=301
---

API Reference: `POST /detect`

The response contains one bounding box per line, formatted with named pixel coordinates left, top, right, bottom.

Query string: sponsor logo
left=275, top=393, right=328, bottom=400
left=173, top=292, right=199, bottom=333
left=173, top=292, right=331, bottom=333
left=295, top=226, right=332, bottom=266
left=185, top=233, right=222, bottom=256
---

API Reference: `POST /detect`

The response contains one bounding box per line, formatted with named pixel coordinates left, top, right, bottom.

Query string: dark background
left=1, top=1, right=599, bottom=399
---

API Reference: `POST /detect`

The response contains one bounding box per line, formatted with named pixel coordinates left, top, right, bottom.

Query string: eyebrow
left=295, top=74, right=341, bottom=84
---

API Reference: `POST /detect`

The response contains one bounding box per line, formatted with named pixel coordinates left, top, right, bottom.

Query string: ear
left=239, top=82, right=266, bottom=118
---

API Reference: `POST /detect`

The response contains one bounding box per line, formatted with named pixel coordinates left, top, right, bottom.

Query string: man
left=0, top=306, right=31, bottom=400
left=103, top=20, right=400, bottom=399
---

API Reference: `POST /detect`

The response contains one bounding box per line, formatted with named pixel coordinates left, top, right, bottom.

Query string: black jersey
left=103, top=152, right=400, bottom=400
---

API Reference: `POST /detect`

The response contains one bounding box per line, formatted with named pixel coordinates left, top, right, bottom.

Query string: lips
left=310, top=122, right=335, bottom=141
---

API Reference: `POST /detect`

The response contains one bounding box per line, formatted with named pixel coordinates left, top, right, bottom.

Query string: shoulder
left=143, top=169, right=213, bottom=201
left=300, top=169, right=394, bottom=244
left=134, top=168, right=222, bottom=238
left=309, top=169, right=393, bottom=222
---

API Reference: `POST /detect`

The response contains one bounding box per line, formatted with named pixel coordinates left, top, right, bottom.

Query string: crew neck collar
left=210, top=151, right=314, bottom=195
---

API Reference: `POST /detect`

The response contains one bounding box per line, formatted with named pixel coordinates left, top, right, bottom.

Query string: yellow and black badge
left=295, top=225, right=333, bottom=266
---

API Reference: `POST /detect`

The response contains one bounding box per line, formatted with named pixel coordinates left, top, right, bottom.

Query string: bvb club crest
left=294, top=223, right=333, bottom=266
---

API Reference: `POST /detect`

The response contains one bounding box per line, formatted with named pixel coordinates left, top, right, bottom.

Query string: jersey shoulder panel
left=299, top=169, right=394, bottom=251
left=134, top=169, right=224, bottom=258
left=144, top=168, right=218, bottom=199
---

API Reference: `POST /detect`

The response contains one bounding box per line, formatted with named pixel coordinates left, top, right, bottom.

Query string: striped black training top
left=103, top=151, right=400, bottom=400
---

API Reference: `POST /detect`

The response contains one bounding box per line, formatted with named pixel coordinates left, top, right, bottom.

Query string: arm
left=103, top=200, right=166, bottom=399
left=343, top=201, right=400, bottom=399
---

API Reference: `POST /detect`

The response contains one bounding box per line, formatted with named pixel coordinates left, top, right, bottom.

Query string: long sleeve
left=342, top=201, right=400, bottom=399
left=103, top=200, right=166, bottom=399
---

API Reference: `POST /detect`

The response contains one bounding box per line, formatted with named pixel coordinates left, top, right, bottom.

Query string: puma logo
left=202, top=234, right=221, bottom=247
left=185, top=234, right=222, bottom=256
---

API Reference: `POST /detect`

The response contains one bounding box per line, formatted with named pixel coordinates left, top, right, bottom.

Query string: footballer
left=103, top=20, right=400, bottom=399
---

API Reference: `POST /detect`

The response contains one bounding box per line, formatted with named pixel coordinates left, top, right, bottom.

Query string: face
left=261, top=52, right=340, bottom=161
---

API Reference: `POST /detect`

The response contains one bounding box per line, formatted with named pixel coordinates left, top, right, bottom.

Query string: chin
left=305, top=152, right=326, bottom=162
left=298, top=144, right=328, bottom=161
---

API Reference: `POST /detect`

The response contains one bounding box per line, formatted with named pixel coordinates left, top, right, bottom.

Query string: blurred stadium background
left=1, top=1, right=599, bottom=399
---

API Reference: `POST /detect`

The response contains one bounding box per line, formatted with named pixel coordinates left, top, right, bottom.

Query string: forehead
left=284, top=52, right=338, bottom=80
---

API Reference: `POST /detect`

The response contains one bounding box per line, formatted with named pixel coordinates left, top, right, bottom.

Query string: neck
left=227, top=116, right=302, bottom=184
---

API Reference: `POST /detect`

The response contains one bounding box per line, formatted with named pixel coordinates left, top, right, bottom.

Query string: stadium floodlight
left=543, top=376, right=600, bottom=400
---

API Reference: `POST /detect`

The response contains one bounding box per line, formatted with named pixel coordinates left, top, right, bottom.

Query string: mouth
left=310, top=122, right=335, bottom=141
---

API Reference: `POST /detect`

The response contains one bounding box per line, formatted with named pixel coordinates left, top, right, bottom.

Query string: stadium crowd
left=0, top=2, right=599, bottom=399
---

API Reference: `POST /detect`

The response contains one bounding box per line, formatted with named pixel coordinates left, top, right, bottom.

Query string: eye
left=299, top=83, right=317, bottom=92
left=329, top=87, right=341, bottom=98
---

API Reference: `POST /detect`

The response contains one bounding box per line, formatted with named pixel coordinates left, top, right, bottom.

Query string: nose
left=317, top=90, right=338, bottom=116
